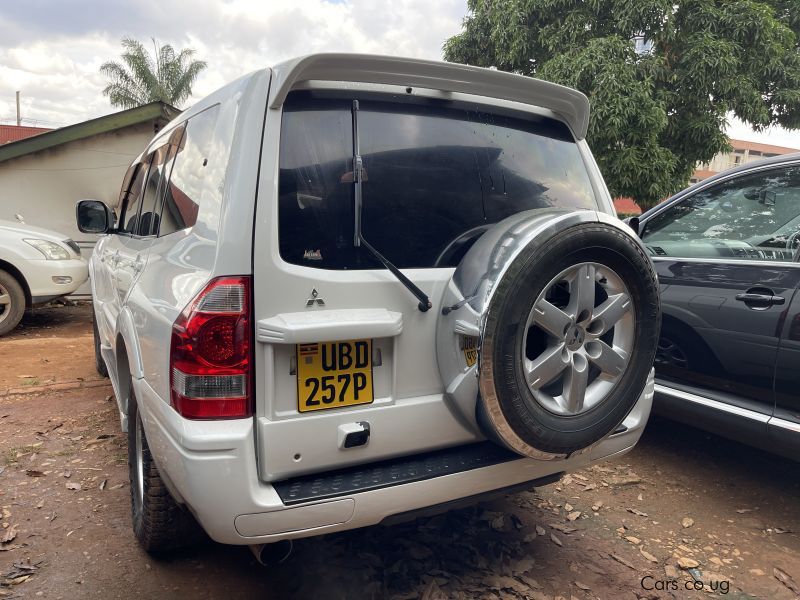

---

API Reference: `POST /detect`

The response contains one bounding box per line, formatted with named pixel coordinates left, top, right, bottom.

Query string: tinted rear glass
left=278, top=91, right=597, bottom=269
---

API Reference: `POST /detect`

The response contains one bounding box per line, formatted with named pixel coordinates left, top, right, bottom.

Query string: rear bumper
left=134, top=369, right=654, bottom=545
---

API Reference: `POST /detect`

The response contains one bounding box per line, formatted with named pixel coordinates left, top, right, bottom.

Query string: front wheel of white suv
left=0, top=270, right=25, bottom=337
left=128, top=383, right=201, bottom=552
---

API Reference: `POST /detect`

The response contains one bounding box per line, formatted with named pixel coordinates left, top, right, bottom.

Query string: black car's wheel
left=128, top=383, right=201, bottom=552
left=654, top=321, right=722, bottom=377
left=92, top=311, right=109, bottom=377
left=480, top=223, right=660, bottom=456
left=0, top=270, right=25, bottom=337
left=656, top=335, right=690, bottom=369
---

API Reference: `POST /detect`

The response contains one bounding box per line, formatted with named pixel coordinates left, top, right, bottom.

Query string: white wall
left=0, top=123, right=156, bottom=296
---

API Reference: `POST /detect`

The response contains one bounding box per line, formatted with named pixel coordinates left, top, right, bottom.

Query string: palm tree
left=100, top=38, right=207, bottom=109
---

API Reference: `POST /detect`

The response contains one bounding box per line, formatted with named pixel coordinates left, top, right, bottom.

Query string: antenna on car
left=351, top=99, right=432, bottom=313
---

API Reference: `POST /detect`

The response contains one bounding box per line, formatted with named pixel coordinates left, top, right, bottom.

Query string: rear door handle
left=735, top=292, right=785, bottom=306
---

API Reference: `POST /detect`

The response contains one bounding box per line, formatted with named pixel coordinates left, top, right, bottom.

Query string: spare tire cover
left=436, top=208, right=660, bottom=459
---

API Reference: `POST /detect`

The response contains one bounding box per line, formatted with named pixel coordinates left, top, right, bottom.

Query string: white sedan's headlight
left=23, top=238, right=71, bottom=260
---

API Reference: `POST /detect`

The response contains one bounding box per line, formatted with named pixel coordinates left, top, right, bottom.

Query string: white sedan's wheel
left=0, top=270, right=25, bottom=337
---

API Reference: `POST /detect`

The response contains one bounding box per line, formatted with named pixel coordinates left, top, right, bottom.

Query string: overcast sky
left=1, top=0, right=798, bottom=149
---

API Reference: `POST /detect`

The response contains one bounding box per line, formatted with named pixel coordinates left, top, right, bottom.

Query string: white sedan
left=0, top=219, right=88, bottom=335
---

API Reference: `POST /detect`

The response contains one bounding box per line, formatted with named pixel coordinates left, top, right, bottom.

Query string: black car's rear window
left=278, top=91, right=597, bottom=269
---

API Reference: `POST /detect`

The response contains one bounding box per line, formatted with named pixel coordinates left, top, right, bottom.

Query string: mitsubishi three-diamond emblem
left=306, top=288, right=325, bottom=307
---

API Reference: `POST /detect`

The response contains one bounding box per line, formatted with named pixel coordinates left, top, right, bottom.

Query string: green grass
left=2, top=444, right=42, bottom=465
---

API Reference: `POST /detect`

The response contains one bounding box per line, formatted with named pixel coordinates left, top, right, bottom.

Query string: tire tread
left=129, top=391, right=203, bottom=553
left=485, top=222, right=661, bottom=455
left=92, top=312, right=109, bottom=377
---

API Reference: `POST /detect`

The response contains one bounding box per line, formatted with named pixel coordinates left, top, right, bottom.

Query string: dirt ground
left=1, top=305, right=799, bottom=600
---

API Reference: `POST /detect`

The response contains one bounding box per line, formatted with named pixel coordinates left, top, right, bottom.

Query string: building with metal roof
left=0, top=102, right=178, bottom=296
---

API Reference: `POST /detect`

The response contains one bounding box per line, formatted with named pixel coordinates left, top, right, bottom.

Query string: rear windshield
left=278, top=91, right=597, bottom=269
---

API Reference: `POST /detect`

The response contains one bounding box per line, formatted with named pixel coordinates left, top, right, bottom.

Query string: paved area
left=1, top=305, right=799, bottom=599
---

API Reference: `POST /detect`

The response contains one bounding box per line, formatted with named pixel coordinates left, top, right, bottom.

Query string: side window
left=117, top=162, right=148, bottom=235
left=116, top=163, right=137, bottom=214
left=642, top=166, right=800, bottom=262
left=159, top=107, right=220, bottom=237
left=136, top=148, right=163, bottom=236
left=137, top=144, right=178, bottom=237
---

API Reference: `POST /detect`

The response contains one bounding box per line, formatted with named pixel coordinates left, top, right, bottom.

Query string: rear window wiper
left=351, top=99, right=431, bottom=313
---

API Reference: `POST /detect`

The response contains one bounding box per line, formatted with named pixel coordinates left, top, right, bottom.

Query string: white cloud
left=726, top=117, right=800, bottom=151
left=1, top=1, right=798, bottom=152
left=0, top=0, right=466, bottom=127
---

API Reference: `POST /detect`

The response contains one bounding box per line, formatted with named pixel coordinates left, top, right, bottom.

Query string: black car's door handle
left=735, top=292, right=785, bottom=305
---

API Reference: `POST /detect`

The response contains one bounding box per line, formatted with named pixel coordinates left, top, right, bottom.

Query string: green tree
left=100, top=37, right=207, bottom=110
left=444, top=1, right=800, bottom=210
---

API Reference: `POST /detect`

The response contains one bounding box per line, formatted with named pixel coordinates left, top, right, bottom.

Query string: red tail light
left=170, top=276, right=252, bottom=419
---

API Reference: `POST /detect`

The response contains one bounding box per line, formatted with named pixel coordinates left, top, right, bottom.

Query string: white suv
left=0, top=219, right=88, bottom=336
left=76, top=54, right=660, bottom=560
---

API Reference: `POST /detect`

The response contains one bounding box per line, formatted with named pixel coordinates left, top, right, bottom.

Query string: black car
left=635, top=153, right=800, bottom=459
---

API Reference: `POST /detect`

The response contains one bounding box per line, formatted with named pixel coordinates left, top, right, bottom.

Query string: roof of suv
left=269, top=53, right=591, bottom=140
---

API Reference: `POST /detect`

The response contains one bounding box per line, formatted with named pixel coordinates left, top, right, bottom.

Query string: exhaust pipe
left=249, top=540, right=293, bottom=566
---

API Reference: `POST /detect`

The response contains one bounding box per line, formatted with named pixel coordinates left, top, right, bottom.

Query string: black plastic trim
left=380, top=471, right=564, bottom=526
left=273, top=442, right=519, bottom=506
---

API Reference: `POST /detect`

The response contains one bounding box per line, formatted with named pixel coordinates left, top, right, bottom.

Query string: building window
left=633, top=36, right=653, bottom=55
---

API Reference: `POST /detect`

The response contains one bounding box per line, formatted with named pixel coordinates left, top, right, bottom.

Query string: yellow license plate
left=462, top=336, right=478, bottom=367
left=296, top=340, right=374, bottom=413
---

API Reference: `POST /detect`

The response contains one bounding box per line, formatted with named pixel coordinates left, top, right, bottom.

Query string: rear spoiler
left=268, top=53, right=590, bottom=140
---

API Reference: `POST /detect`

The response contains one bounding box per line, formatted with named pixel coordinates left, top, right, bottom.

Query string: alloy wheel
left=0, top=282, right=11, bottom=326
left=523, top=262, right=635, bottom=416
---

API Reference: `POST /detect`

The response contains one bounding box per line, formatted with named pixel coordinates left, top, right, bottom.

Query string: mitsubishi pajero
left=76, top=54, right=660, bottom=560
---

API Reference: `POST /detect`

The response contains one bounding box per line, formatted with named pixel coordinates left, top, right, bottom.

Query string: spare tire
left=436, top=208, right=660, bottom=459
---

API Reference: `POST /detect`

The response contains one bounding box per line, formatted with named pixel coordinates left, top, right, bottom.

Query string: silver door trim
left=650, top=256, right=800, bottom=269
left=769, top=416, right=800, bottom=433
left=654, top=383, right=771, bottom=423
